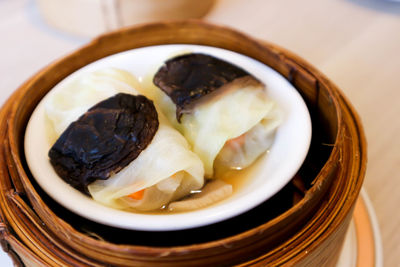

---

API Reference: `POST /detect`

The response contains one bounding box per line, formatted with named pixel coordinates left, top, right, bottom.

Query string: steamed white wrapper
left=45, top=68, right=140, bottom=136
left=143, top=75, right=281, bottom=177
left=88, top=114, right=204, bottom=210
left=45, top=68, right=204, bottom=211
left=215, top=106, right=282, bottom=170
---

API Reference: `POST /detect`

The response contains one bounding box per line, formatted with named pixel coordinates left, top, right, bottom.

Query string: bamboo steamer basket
left=0, top=21, right=366, bottom=266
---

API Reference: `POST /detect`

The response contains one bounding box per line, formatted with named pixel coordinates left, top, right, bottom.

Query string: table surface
left=1, top=0, right=399, bottom=266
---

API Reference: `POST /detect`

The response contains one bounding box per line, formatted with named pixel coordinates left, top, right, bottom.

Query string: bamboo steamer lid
left=0, top=21, right=366, bottom=266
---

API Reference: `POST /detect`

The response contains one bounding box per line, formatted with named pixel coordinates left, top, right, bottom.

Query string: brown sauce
left=125, top=153, right=267, bottom=215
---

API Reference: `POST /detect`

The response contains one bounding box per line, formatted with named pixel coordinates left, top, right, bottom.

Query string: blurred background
left=1, top=0, right=400, bottom=266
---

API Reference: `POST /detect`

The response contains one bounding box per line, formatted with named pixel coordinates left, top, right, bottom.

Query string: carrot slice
left=127, top=189, right=145, bottom=200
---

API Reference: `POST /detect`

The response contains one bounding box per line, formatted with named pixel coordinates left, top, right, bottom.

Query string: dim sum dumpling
left=46, top=68, right=204, bottom=211
left=152, top=54, right=282, bottom=177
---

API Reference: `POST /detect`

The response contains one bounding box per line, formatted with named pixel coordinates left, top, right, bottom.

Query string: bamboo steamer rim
left=259, top=90, right=366, bottom=265
left=0, top=20, right=366, bottom=265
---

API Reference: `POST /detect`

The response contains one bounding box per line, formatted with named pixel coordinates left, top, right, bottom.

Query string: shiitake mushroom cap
left=153, top=53, right=253, bottom=121
left=48, top=93, right=159, bottom=194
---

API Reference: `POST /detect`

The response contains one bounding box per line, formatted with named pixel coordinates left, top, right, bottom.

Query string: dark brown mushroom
left=48, top=93, right=159, bottom=194
left=153, top=53, right=261, bottom=122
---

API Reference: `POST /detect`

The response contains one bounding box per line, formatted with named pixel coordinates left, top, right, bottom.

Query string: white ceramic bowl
left=24, top=45, right=311, bottom=231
